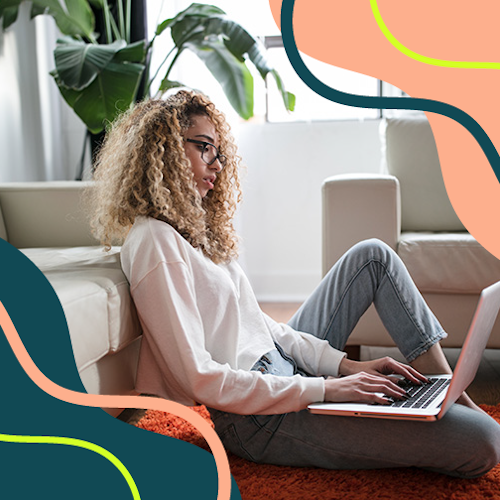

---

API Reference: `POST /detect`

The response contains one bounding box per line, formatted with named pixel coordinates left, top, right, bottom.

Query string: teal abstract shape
left=279, top=0, right=500, bottom=184
left=0, top=434, right=141, bottom=499
left=0, top=238, right=241, bottom=500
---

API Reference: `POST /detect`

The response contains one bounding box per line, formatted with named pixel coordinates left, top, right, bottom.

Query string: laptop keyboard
left=385, top=377, right=450, bottom=409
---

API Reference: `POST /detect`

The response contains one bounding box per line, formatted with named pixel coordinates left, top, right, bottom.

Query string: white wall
left=233, top=118, right=383, bottom=302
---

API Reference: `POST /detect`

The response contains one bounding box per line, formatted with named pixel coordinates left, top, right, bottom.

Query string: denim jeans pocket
left=250, top=413, right=287, bottom=433
left=219, top=422, right=256, bottom=462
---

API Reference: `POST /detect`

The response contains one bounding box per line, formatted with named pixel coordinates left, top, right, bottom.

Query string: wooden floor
left=261, top=302, right=500, bottom=406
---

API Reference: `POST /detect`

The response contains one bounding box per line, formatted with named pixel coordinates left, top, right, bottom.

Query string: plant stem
left=144, top=44, right=178, bottom=96
left=164, top=47, right=184, bottom=81
left=109, top=13, right=122, bottom=41
left=117, top=0, right=125, bottom=40
left=102, top=0, right=113, bottom=43
left=125, top=0, right=131, bottom=43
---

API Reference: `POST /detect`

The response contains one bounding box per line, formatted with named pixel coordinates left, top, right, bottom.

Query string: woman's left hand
left=338, top=356, right=429, bottom=385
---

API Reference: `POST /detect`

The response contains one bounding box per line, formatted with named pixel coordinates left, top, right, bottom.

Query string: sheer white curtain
left=0, top=3, right=82, bottom=181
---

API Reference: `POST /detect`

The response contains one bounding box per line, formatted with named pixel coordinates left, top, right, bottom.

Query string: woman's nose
left=211, top=159, right=223, bottom=172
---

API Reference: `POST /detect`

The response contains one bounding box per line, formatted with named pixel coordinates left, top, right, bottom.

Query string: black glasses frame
left=185, top=139, right=227, bottom=167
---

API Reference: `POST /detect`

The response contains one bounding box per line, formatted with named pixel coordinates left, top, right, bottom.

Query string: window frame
left=262, top=36, right=407, bottom=123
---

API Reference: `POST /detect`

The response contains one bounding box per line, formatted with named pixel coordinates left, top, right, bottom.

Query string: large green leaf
left=114, top=40, right=147, bottom=62
left=156, top=2, right=225, bottom=37
left=29, top=4, right=46, bottom=18
left=247, top=43, right=295, bottom=112
left=0, top=4, right=20, bottom=30
left=31, top=0, right=95, bottom=38
left=158, top=78, right=185, bottom=94
left=270, top=69, right=295, bottom=112
left=87, top=0, right=104, bottom=8
left=202, top=16, right=254, bottom=61
left=161, top=5, right=294, bottom=115
left=0, top=0, right=23, bottom=8
left=0, top=0, right=94, bottom=37
left=186, top=37, right=253, bottom=120
left=54, top=38, right=126, bottom=90
left=53, top=58, right=145, bottom=133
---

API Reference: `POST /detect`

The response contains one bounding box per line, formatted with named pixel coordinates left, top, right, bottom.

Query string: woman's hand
left=339, top=356, right=428, bottom=384
left=324, top=371, right=406, bottom=405
left=323, top=356, right=429, bottom=405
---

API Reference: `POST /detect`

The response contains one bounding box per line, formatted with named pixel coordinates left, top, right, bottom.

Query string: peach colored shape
left=0, top=300, right=231, bottom=500
left=269, top=0, right=500, bottom=261
left=370, top=0, right=500, bottom=69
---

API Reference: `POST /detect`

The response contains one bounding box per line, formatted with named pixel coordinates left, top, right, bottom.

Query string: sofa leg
left=344, top=345, right=361, bottom=361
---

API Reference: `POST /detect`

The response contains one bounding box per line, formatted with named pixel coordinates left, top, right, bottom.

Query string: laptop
left=308, top=280, right=500, bottom=422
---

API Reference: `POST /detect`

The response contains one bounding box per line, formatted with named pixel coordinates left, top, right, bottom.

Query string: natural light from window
left=146, top=0, right=384, bottom=123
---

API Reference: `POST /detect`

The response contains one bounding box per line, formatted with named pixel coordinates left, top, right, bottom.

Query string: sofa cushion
left=0, top=181, right=99, bottom=248
left=398, top=232, right=500, bottom=294
left=381, top=117, right=466, bottom=232
left=21, top=246, right=141, bottom=373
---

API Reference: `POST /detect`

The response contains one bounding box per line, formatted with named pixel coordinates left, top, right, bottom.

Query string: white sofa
left=322, top=116, right=500, bottom=350
left=0, top=181, right=141, bottom=415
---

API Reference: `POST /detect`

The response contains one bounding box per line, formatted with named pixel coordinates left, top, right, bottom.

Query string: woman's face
left=184, top=114, right=223, bottom=198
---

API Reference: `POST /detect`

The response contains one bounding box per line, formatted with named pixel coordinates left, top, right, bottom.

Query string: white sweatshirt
left=120, top=217, right=346, bottom=414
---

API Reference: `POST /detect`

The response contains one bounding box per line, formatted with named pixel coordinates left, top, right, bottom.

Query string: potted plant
left=1, top=0, right=295, bottom=135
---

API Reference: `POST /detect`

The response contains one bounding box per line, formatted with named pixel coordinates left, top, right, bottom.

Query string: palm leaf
left=1, top=0, right=94, bottom=37
left=158, top=78, right=185, bottom=94
left=54, top=38, right=126, bottom=90
left=202, top=15, right=254, bottom=61
left=31, top=0, right=95, bottom=39
left=186, top=37, right=254, bottom=119
left=156, top=3, right=225, bottom=37
left=248, top=43, right=295, bottom=112
left=54, top=59, right=145, bottom=134
left=0, top=4, right=20, bottom=30
left=164, top=6, right=295, bottom=114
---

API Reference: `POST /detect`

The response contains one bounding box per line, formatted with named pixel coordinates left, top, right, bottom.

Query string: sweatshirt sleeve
left=131, top=261, right=327, bottom=414
left=262, top=313, right=347, bottom=378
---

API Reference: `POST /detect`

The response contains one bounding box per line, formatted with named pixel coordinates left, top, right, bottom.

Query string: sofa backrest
left=380, top=117, right=465, bottom=232
left=0, top=181, right=100, bottom=248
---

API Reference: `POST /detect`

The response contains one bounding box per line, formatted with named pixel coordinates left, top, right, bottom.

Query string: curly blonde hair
left=88, top=90, right=242, bottom=263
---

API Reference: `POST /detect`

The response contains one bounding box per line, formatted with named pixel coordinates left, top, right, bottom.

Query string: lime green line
left=370, top=0, right=500, bottom=69
left=0, top=433, right=141, bottom=499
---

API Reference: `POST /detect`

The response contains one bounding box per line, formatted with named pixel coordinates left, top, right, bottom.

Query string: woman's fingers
left=325, top=371, right=408, bottom=403
left=371, top=357, right=429, bottom=384
left=327, top=355, right=434, bottom=404
left=364, top=374, right=407, bottom=399
left=392, top=361, right=430, bottom=385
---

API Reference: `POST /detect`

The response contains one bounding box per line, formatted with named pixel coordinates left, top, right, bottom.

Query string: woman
left=90, top=90, right=500, bottom=477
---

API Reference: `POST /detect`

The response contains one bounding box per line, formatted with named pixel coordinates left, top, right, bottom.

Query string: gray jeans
left=209, top=239, right=500, bottom=477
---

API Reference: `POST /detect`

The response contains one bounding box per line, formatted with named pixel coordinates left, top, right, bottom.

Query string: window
left=263, top=36, right=378, bottom=122
left=264, top=36, right=407, bottom=123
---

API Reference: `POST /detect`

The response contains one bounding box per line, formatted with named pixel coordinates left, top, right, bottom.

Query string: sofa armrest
left=0, top=181, right=99, bottom=248
left=322, top=173, right=401, bottom=275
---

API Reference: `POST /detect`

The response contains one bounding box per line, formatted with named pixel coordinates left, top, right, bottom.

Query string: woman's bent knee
left=348, top=238, right=395, bottom=263
left=449, top=409, right=500, bottom=478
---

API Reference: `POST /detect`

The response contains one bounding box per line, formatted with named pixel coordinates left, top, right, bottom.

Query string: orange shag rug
left=134, top=405, right=500, bottom=500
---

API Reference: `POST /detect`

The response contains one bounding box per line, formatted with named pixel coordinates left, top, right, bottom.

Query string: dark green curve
left=280, top=0, right=500, bottom=184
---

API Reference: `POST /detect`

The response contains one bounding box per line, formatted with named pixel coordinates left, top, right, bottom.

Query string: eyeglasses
left=185, top=139, right=227, bottom=168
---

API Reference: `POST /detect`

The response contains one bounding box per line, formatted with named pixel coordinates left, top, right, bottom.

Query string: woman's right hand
left=324, top=372, right=408, bottom=405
